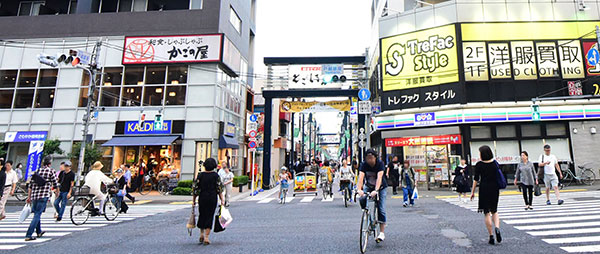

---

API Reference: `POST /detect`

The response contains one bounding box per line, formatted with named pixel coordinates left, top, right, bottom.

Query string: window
left=147, top=0, right=190, bottom=11
left=191, top=0, right=202, bottom=9
left=34, top=89, right=54, bottom=108
left=19, top=1, right=45, bottom=16
left=78, top=73, right=98, bottom=107
left=471, top=126, right=492, bottom=139
left=0, top=90, right=14, bottom=108
left=0, top=70, right=17, bottom=88
left=167, top=65, right=188, bottom=84
left=143, top=86, right=164, bottom=106
left=103, top=67, right=123, bottom=86
left=546, top=123, right=567, bottom=136
left=118, top=0, right=133, bottom=12
left=38, top=69, right=58, bottom=87
left=124, top=66, right=144, bottom=85
left=496, top=125, right=516, bottom=138
left=68, top=0, right=78, bottom=14
left=18, top=70, right=38, bottom=88
left=100, top=86, right=121, bottom=107
left=132, top=0, right=146, bottom=11
left=165, top=86, right=186, bottom=105
left=229, top=6, right=242, bottom=34
left=14, top=89, right=35, bottom=108
left=521, top=124, right=541, bottom=137
left=121, top=87, right=142, bottom=106
left=145, top=66, right=166, bottom=84
left=100, top=0, right=118, bottom=12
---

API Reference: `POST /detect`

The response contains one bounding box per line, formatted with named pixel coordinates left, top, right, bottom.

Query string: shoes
left=393, top=191, right=398, bottom=195
left=403, top=203, right=408, bottom=207
left=410, top=203, right=414, bottom=207
left=546, top=200, right=551, bottom=205
left=54, top=213, right=58, bottom=219
left=529, top=207, right=534, bottom=210
left=25, top=237, right=36, bottom=241
left=56, top=217, right=62, bottom=222
left=131, top=197, right=135, bottom=204
left=376, top=232, right=385, bottom=243
left=37, top=231, right=46, bottom=238
left=0, top=215, right=5, bottom=221
left=558, top=200, right=564, bottom=205
left=495, top=228, right=502, bottom=243
left=199, top=235, right=204, bottom=244
left=488, top=235, right=495, bottom=245
left=203, top=239, right=211, bottom=245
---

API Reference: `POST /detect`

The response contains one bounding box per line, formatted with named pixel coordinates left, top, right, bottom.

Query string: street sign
left=587, top=47, right=599, bottom=66
left=358, top=101, right=371, bottom=114
left=358, top=133, right=366, bottom=140
left=248, top=122, right=258, bottom=131
left=358, top=141, right=366, bottom=148
left=248, top=140, right=257, bottom=149
left=249, top=130, right=257, bottom=139
left=249, top=114, right=258, bottom=122
left=358, top=88, right=371, bottom=101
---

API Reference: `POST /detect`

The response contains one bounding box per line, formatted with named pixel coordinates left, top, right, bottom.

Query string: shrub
left=233, top=175, right=249, bottom=187
left=171, top=187, right=192, bottom=195
left=177, top=180, right=193, bottom=188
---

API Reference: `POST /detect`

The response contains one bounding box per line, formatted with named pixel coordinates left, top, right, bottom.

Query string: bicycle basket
left=73, top=185, right=91, bottom=196
left=144, top=175, right=151, bottom=182
left=105, top=183, right=119, bottom=195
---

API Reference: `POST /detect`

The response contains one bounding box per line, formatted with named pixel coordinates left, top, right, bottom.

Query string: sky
left=254, top=0, right=371, bottom=133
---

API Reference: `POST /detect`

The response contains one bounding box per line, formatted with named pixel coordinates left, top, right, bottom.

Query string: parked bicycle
left=139, top=174, right=169, bottom=195
left=359, top=192, right=380, bottom=254
left=70, top=183, right=121, bottom=225
left=560, top=162, right=596, bottom=189
left=13, top=181, right=27, bottom=201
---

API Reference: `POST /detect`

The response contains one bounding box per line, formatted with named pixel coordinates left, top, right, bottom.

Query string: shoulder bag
left=495, top=161, right=507, bottom=189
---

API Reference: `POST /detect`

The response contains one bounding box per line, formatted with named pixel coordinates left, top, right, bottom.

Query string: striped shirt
left=29, top=166, right=58, bottom=201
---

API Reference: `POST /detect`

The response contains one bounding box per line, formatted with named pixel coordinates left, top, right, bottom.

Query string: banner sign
left=280, top=100, right=351, bottom=113
left=381, top=24, right=459, bottom=91
left=318, top=134, right=341, bottom=144
left=25, top=140, right=44, bottom=181
left=225, top=122, right=236, bottom=137
left=4, top=131, right=47, bottom=142
left=125, top=120, right=172, bottom=135
left=386, top=134, right=461, bottom=147
left=122, top=34, right=223, bottom=64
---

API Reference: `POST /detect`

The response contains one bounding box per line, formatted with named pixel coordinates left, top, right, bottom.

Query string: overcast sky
left=254, top=0, right=371, bottom=134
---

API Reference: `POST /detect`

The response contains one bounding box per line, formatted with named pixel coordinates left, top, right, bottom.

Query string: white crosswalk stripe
left=442, top=190, right=600, bottom=253
left=0, top=204, right=185, bottom=250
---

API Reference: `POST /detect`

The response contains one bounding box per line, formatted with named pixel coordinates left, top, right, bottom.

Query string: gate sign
left=385, top=134, right=461, bottom=147
left=414, top=112, right=435, bottom=126
left=123, top=34, right=223, bottom=65
left=289, top=65, right=343, bottom=89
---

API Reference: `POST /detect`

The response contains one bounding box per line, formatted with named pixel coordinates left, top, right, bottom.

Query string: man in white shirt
left=538, top=145, right=564, bottom=205
left=0, top=160, right=18, bottom=220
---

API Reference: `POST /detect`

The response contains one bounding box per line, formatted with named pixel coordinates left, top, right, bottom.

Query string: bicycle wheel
left=582, top=169, right=596, bottom=186
left=103, top=196, right=120, bottom=221
left=360, top=210, right=369, bottom=254
left=282, top=189, right=287, bottom=204
left=14, top=187, right=27, bottom=201
left=344, top=188, right=348, bottom=207
left=372, top=205, right=380, bottom=240
left=563, top=173, right=574, bottom=188
left=158, top=180, right=169, bottom=195
left=322, top=186, right=327, bottom=199
left=70, top=197, right=91, bottom=225
left=139, top=180, right=152, bottom=195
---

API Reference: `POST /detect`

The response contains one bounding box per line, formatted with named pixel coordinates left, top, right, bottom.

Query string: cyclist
left=278, top=167, right=290, bottom=203
left=319, top=161, right=333, bottom=194
left=339, top=159, right=355, bottom=201
left=357, top=149, right=387, bottom=243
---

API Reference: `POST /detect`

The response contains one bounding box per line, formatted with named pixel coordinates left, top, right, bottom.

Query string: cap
left=116, top=168, right=123, bottom=173
left=365, top=149, right=377, bottom=157
left=63, top=161, right=72, bottom=167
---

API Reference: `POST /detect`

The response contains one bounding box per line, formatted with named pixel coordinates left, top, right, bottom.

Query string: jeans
left=26, top=197, right=48, bottom=238
left=341, top=180, right=352, bottom=200
left=359, top=186, right=387, bottom=223
left=403, top=187, right=414, bottom=205
left=53, top=191, right=69, bottom=219
left=113, top=196, right=124, bottom=210
left=521, top=183, right=533, bottom=206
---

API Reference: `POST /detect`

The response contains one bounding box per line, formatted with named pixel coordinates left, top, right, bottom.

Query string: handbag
left=495, top=161, right=507, bottom=189
left=534, top=184, right=542, bottom=196
left=19, top=204, right=31, bottom=223
left=213, top=206, right=226, bottom=233
left=187, top=205, right=196, bottom=236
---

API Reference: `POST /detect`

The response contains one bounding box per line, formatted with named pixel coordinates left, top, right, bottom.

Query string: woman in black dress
left=386, top=155, right=400, bottom=195
left=193, top=158, right=224, bottom=245
left=470, top=145, right=502, bottom=245
left=453, top=158, right=471, bottom=202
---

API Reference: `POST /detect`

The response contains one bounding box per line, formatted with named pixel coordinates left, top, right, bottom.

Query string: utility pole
left=301, top=113, right=305, bottom=162
left=308, top=113, right=313, bottom=161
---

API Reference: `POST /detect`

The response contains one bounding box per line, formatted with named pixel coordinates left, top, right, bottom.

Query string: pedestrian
left=357, top=149, right=388, bottom=243
left=0, top=160, right=5, bottom=221
left=470, top=145, right=502, bottom=245
left=218, top=163, right=234, bottom=207
left=113, top=168, right=128, bottom=213
left=514, top=151, right=538, bottom=210
left=386, top=155, right=400, bottom=195
left=400, top=160, right=416, bottom=207
left=123, top=165, right=135, bottom=204
left=15, top=163, right=23, bottom=181
left=25, top=156, right=58, bottom=241
left=53, top=161, right=75, bottom=222
left=0, top=160, right=18, bottom=221
left=538, top=145, right=564, bottom=205
left=84, top=161, right=113, bottom=214
left=454, top=159, right=471, bottom=203
left=192, top=158, right=225, bottom=245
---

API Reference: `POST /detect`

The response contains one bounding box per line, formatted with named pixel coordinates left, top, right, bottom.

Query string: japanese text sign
left=123, top=34, right=223, bottom=64
left=4, top=131, right=47, bottom=142
left=289, top=65, right=342, bottom=89
left=385, top=134, right=461, bottom=147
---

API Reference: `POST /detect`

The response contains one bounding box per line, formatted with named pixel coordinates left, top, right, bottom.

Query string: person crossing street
left=538, top=145, right=563, bottom=205
left=25, top=156, right=58, bottom=241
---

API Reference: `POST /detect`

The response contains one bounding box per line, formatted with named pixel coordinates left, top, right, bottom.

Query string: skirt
left=197, top=194, right=218, bottom=229
left=478, top=185, right=499, bottom=214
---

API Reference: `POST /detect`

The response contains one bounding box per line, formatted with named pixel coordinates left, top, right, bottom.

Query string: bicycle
left=560, top=163, right=596, bottom=189
left=139, top=175, right=169, bottom=195
left=359, top=192, right=380, bottom=254
left=13, top=181, right=28, bottom=201
left=341, top=180, right=352, bottom=207
left=70, top=183, right=121, bottom=225
left=320, top=178, right=332, bottom=199
left=279, top=180, right=289, bottom=204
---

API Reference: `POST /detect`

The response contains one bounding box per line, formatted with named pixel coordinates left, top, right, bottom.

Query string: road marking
left=0, top=245, right=25, bottom=250
left=0, top=232, right=70, bottom=237
left=504, top=214, right=600, bottom=225
left=0, top=238, right=50, bottom=243
left=300, top=197, right=315, bottom=203
left=131, top=200, right=153, bottom=205
left=516, top=221, right=600, bottom=231
left=436, top=188, right=590, bottom=199
left=170, top=201, right=193, bottom=205
left=284, top=197, right=295, bottom=203
left=322, top=196, right=334, bottom=202
left=0, top=227, right=90, bottom=231
left=561, top=244, right=600, bottom=253
left=258, top=198, right=275, bottom=204
left=501, top=209, right=600, bottom=219
left=529, top=227, right=600, bottom=236
left=0, top=224, right=107, bottom=228
left=544, top=236, right=600, bottom=244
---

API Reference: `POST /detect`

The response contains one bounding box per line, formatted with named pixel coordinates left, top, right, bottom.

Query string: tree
left=43, top=139, right=64, bottom=158
left=0, top=142, right=6, bottom=159
left=68, top=142, right=103, bottom=172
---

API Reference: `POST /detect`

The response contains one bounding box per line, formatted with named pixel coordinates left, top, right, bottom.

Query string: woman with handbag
left=192, top=158, right=225, bottom=245
left=514, top=151, right=538, bottom=210
left=470, top=145, right=503, bottom=245
left=386, top=155, right=400, bottom=195
left=453, top=159, right=471, bottom=203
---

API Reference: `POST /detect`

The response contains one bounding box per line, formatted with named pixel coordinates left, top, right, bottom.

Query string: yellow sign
left=280, top=100, right=351, bottom=113
left=381, top=24, right=459, bottom=91
left=461, top=22, right=599, bottom=41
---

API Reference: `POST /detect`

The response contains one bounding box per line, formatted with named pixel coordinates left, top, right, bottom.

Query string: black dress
left=195, top=172, right=221, bottom=229
left=474, top=161, right=500, bottom=214
left=454, top=165, right=471, bottom=193
left=387, top=162, right=400, bottom=187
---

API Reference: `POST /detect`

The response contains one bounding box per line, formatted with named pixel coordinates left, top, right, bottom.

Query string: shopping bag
left=219, top=206, right=233, bottom=228
left=50, top=191, right=56, bottom=205
left=19, top=204, right=31, bottom=223
left=213, top=206, right=225, bottom=233
left=412, top=187, right=419, bottom=200
left=534, top=184, right=542, bottom=196
left=186, top=205, right=196, bottom=236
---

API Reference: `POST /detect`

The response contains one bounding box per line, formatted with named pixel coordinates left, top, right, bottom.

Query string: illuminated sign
left=385, top=134, right=462, bottom=147
left=123, top=34, right=223, bottom=65
left=125, top=120, right=172, bottom=135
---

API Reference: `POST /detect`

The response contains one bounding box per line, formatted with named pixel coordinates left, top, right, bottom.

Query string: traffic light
left=531, top=104, right=541, bottom=121
left=323, top=74, right=347, bottom=84
left=154, top=114, right=163, bottom=130
left=139, top=112, right=146, bottom=126
left=38, top=50, right=91, bottom=67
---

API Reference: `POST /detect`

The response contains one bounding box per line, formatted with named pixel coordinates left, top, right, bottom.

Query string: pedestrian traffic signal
left=531, top=104, right=541, bottom=121
left=154, top=114, right=163, bottom=130
left=323, top=75, right=347, bottom=84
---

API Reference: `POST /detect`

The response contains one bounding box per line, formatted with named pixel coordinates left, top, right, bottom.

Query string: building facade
left=369, top=0, right=600, bottom=187
left=0, top=0, right=256, bottom=180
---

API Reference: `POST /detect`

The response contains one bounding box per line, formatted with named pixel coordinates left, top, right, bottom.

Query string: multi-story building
left=0, top=0, right=256, bottom=180
left=369, top=0, right=600, bottom=187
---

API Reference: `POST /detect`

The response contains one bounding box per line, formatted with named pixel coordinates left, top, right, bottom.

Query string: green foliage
left=233, top=175, right=249, bottom=187
left=0, top=142, right=6, bottom=159
left=172, top=187, right=192, bottom=195
left=43, top=139, right=64, bottom=158
left=177, top=180, right=193, bottom=188
left=68, top=142, right=103, bottom=170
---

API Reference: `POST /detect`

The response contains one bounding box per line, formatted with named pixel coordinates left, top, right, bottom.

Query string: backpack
left=495, top=161, right=507, bottom=189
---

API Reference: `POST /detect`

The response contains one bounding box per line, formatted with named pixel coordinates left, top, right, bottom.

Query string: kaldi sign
left=385, top=134, right=461, bottom=147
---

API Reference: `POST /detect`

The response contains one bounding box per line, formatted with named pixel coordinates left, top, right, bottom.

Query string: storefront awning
left=102, top=135, right=180, bottom=147
left=219, top=135, right=239, bottom=149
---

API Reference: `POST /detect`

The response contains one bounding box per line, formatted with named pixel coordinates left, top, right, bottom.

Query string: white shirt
left=538, top=154, right=558, bottom=175
left=340, top=166, right=354, bottom=180
left=219, top=170, right=234, bottom=186
left=84, top=170, right=113, bottom=200
left=4, top=170, right=18, bottom=186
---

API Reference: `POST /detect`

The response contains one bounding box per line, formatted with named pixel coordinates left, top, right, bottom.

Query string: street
left=3, top=184, right=597, bottom=253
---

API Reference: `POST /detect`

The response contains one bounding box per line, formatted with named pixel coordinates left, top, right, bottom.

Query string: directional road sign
left=358, top=88, right=371, bottom=101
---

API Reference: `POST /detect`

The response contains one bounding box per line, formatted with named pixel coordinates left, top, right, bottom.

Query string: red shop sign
left=385, top=134, right=462, bottom=147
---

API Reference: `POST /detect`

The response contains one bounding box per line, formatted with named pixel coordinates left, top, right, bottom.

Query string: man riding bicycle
left=357, top=149, right=387, bottom=243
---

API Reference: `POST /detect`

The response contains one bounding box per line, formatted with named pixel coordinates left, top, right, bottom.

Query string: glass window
left=34, top=89, right=55, bottom=108
left=471, top=126, right=492, bottom=139
left=100, top=87, right=121, bottom=107
left=520, top=139, right=545, bottom=162
left=19, top=1, right=44, bottom=16
left=101, top=0, right=118, bottom=12
left=133, top=0, right=146, bottom=11
left=118, top=0, right=133, bottom=12
left=544, top=138, right=571, bottom=161
left=121, top=87, right=142, bottom=106
left=18, top=70, right=38, bottom=87
left=546, top=123, right=567, bottom=136
left=14, top=89, right=34, bottom=108
left=496, top=125, right=516, bottom=138
left=38, top=69, right=58, bottom=87
left=143, top=86, right=164, bottom=106
left=68, top=0, right=78, bottom=14
left=167, top=65, right=188, bottom=84
left=78, top=87, right=98, bottom=107
left=165, top=86, right=186, bottom=105
left=521, top=124, right=541, bottom=137
left=495, top=141, right=520, bottom=164
left=0, top=90, right=14, bottom=108
left=191, top=0, right=202, bottom=9
left=0, top=70, right=17, bottom=88
left=145, top=66, right=166, bottom=84
left=469, top=141, right=495, bottom=165
left=229, top=7, right=242, bottom=34
left=103, top=67, right=123, bottom=86
left=124, top=66, right=144, bottom=85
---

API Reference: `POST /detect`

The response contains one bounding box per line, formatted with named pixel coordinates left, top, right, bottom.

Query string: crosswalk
left=0, top=204, right=186, bottom=250
left=442, top=190, right=600, bottom=253
left=241, top=187, right=351, bottom=204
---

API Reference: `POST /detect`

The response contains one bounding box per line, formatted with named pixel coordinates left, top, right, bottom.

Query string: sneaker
left=558, top=200, right=564, bottom=205
left=37, top=231, right=46, bottom=238
left=56, top=217, right=62, bottom=222
left=376, top=232, right=385, bottom=243
left=131, top=197, right=136, bottom=204
left=546, top=200, right=551, bottom=205
left=488, top=235, right=495, bottom=245
left=403, top=203, right=408, bottom=207
left=495, top=228, right=502, bottom=243
left=24, top=237, right=36, bottom=241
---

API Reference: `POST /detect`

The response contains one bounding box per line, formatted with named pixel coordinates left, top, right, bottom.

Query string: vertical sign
left=536, top=42, right=560, bottom=78
left=567, top=81, right=583, bottom=96
left=558, top=40, right=585, bottom=79
left=463, top=42, right=488, bottom=81
left=25, top=140, right=45, bottom=180
left=583, top=41, right=600, bottom=76
left=488, top=43, right=512, bottom=79
left=510, top=41, right=538, bottom=80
